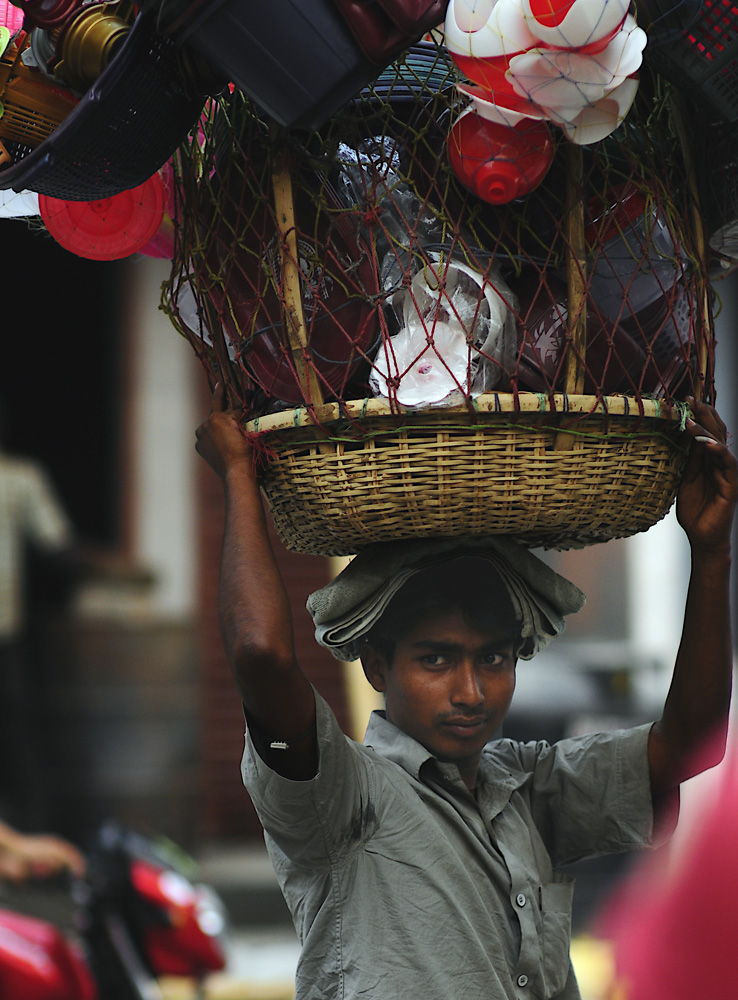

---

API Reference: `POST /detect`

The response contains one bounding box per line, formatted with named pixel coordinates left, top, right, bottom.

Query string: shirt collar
left=364, top=710, right=531, bottom=799
left=363, top=710, right=436, bottom=780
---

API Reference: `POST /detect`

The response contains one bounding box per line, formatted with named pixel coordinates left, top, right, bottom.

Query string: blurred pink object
left=600, top=735, right=738, bottom=1000
left=0, top=0, right=24, bottom=32
left=138, top=159, right=176, bottom=259
left=11, top=0, right=80, bottom=29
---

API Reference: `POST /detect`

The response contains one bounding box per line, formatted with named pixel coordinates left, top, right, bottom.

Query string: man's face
left=363, top=608, right=517, bottom=790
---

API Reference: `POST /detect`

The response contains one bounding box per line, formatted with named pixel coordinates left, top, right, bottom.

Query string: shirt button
left=518, top=974, right=529, bottom=987
left=516, top=893, right=527, bottom=907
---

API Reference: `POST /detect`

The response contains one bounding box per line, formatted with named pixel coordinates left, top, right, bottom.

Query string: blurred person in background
left=0, top=818, right=85, bottom=883
left=0, top=397, right=79, bottom=828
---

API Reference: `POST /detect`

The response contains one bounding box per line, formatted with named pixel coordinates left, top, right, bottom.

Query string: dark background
left=0, top=218, right=125, bottom=546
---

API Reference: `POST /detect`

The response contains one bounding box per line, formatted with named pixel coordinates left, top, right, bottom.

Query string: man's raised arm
left=195, top=384, right=317, bottom=779
left=648, top=399, right=737, bottom=798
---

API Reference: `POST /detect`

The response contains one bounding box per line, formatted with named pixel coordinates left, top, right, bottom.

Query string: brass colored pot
left=52, top=3, right=130, bottom=91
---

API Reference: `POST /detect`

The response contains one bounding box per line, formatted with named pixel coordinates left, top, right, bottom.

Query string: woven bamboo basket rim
left=245, top=392, right=688, bottom=437
left=243, top=391, right=689, bottom=554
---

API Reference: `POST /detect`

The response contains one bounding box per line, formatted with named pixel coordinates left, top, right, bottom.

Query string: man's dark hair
left=363, top=556, right=520, bottom=664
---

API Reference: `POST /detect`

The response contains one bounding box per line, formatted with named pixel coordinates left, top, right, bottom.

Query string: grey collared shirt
left=241, top=691, right=656, bottom=1000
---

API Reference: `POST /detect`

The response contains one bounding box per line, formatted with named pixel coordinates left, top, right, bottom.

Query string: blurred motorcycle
left=0, top=823, right=227, bottom=999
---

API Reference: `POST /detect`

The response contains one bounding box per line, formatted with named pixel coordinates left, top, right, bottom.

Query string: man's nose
left=451, top=662, right=484, bottom=706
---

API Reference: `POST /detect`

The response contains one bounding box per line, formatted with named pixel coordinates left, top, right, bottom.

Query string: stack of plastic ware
left=162, top=20, right=714, bottom=556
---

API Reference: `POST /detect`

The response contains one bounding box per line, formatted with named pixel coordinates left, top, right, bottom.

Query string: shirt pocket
left=540, top=872, right=575, bottom=998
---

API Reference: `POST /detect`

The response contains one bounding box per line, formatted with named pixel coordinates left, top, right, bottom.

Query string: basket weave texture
left=247, top=394, right=688, bottom=555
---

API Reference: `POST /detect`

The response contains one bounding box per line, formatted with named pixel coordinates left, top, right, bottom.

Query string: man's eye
left=422, top=654, right=448, bottom=667
left=482, top=653, right=508, bottom=666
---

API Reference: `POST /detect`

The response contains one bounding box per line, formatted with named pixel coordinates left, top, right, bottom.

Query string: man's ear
left=360, top=644, right=388, bottom=693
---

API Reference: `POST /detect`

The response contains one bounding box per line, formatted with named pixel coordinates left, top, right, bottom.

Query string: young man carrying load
left=196, top=386, right=735, bottom=1000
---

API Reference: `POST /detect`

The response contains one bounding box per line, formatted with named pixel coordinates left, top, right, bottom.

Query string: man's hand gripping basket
left=166, top=41, right=710, bottom=556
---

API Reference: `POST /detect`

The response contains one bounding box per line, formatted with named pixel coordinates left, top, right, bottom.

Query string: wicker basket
left=246, top=392, right=689, bottom=556
left=168, top=59, right=709, bottom=556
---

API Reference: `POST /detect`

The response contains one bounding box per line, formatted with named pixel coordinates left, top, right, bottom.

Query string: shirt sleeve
left=21, top=463, right=73, bottom=550
left=514, top=724, right=660, bottom=866
left=241, top=687, right=379, bottom=869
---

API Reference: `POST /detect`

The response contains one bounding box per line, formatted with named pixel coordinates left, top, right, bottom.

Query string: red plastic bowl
left=39, top=172, right=166, bottom=260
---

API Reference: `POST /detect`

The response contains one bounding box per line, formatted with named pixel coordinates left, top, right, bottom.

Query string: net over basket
left=165, top=36, right=713, bottom=556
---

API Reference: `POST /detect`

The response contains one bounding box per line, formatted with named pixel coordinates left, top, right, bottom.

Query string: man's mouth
left=440, top=716, right=488, bottom=734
